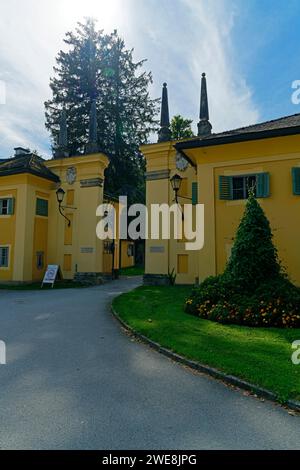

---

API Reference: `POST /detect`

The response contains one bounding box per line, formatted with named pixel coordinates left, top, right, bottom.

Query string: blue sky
left=0, top=0, right=299, bottom=158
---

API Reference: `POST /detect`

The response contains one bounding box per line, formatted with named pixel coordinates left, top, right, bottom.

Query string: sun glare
left=61, top=0, right=120, bottom=31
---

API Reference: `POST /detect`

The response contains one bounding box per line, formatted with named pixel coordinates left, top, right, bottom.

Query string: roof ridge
left=0, top=152, right=59, bottom=183
left=211, top=112, right=300, bottom=137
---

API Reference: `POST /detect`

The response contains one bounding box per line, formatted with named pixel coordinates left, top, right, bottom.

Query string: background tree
left=45, top=19, right=159, bottom=203
left=170, top=115, right=193, bottom=140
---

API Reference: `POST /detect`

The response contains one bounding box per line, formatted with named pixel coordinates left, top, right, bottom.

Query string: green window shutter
left=7, top=198, right=14, bottom=215
left=219, top=176, right=233, bottom=200
left=256, top=172, right=270, bottom=198
left=36, top=198, right=48, bottom=216
left=192, top=182, right=198, bottom=205
left=0, top=200, right=3, bottom=215
left=292, top=168, right=300, bottom=195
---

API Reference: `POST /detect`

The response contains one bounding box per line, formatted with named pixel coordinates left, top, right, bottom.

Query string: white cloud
left=0, top=0, right=123, bottom=157
left=0, top=0, right=260, bottom=157
left=113, top=0, right=260, bottom=135
left=181, top=0, right=260, bottom=132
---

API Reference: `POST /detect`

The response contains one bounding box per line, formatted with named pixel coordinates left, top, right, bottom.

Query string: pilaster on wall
left=142, top=141, right=200, bottom=284
left=142, top=142, right=174, bottom=277
left=12, top=183, right=28, bottom=281
left=145, top=176, right=170, bottom=275
left=197, top=164, right=216, bottom=281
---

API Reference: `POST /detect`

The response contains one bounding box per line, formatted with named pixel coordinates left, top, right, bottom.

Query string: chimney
left=14, top=147, right=31, bottom=157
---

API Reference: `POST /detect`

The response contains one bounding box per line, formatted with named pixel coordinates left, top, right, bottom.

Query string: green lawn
left=113, top=286, right=300, bottom=403
left=0, top=280, right=85, bottom=290
left=119, top=266, right=144, bottom=276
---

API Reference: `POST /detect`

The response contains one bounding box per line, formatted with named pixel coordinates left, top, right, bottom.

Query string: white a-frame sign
left=41, top=265, right=62, bottom=288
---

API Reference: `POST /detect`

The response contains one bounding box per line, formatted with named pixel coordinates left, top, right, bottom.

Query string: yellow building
left=142, top=76, right=300, bottom=286
left=0, top=104, right=134, bottom=284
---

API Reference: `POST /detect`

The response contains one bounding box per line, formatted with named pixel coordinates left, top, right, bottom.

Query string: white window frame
left=0, top=195, right=14, bottom=217
left=0, top=245, right=10, bottom=270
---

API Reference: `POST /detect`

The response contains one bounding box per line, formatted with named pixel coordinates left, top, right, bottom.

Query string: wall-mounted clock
left=175, top=152, right=189, bottom=172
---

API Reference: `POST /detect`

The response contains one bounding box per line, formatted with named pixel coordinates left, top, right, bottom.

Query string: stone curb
left=111, top=306, right=300, bottom=413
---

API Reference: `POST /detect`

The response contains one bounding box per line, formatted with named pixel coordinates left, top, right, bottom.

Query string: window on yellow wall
left=0, top=247, right=9, bottom=267
left=219, top=173, right=270, bottom=200
left=0, top=198, right=14, bottom=215
left=292, top=168, right=300, bottom=195
left=63, top=254, right=72, bottom=272
left=177, top=254, right=188, bottom=274
left=36, top=198, right=48, bottom=216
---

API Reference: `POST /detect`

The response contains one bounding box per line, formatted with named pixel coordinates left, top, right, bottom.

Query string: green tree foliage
left=170, top=115, right=193, bottom=140
left=45, top=19, right=159, bottom=203
left=224, top=191, right=281, bottom=290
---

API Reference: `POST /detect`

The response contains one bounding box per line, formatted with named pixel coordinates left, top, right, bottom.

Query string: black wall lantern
left=170, top=174, right=183, bottom=203
left=56, top=187, right=71, bottom=227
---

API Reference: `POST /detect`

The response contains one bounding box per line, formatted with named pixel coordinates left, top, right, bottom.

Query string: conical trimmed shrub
left=224, top=192, right=281, bottom=292
left=186, top=192, right=300, bottom=327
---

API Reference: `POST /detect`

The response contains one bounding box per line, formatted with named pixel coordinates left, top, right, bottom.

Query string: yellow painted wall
left=46, top=153, right=109, bottom=280
left=66, top=189, right=74, bottom=206
left=23, top=177, right=53, bottom=282
left=142, top=133, right=300, bottom=286
left=0, top=174, right=53, bottom=282
left=32, top=216, right=48, bottom=281
left=143, top=142, right=199, bottom=284
left=0, top=152, right=108, bottom=282
left=64, top=215, right=73, bottom=246
left=32, top=190, right=50, bottom=281
left=177, top=254, right=188, bottom=274
left=63, top=254, right=72, bottom=271
left=215, top=157, right=300, bottom=285
left=0, top=188, right=17, bottom=281
left=103, top=248, right=113, bottom=274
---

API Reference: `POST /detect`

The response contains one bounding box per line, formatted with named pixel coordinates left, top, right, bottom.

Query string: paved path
left=0, top=277, right=299, bottom=450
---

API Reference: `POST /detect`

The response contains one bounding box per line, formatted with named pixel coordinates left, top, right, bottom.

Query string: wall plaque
left=80, top=178, right=103, bottom=188
left=149, top=246, right=165, bottom=253
left=80, top=247, right=94, bottom=254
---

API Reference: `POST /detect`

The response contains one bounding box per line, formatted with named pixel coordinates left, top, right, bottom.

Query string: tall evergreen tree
left=45, top=19, right=159, bottom=203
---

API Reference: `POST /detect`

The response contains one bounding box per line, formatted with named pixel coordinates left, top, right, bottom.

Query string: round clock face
left=175, top=152, right=189, bottom=172
left=66, top=167, right=77, bottom=185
